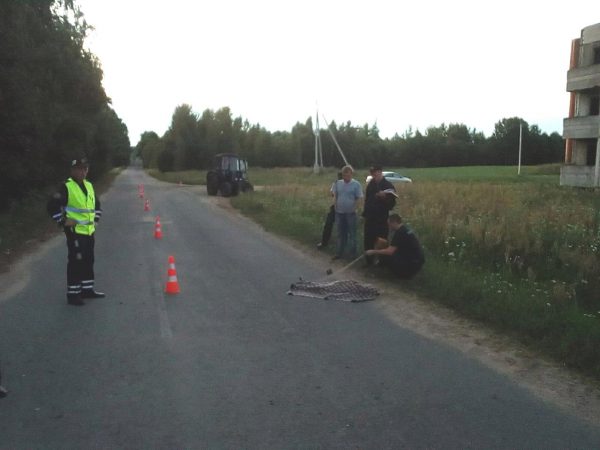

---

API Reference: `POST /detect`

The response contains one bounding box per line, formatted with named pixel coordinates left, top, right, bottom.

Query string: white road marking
left=155, top=279, right=173, bottom=339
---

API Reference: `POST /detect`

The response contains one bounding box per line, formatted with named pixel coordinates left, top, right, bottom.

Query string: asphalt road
left=1, top=167, right=599, bottom=449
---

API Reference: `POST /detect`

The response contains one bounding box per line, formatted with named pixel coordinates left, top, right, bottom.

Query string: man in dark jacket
left=365, top=214, right=425, bottom=279
left=362, top=165, right=396, bottom=265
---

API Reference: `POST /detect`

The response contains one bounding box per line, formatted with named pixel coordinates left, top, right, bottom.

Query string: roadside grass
left=0, top=168, right=122, bottom=273
left=0, top=191, right=58, bottom=272
left=224, top=165, right=600, bottom=379
left=233, top=183, right=325, bottom=244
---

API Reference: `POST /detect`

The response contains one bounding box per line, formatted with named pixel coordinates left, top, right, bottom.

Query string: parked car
left=365, top=172, right=412, bottom=184
left=383, top=171, right=412, bottom=183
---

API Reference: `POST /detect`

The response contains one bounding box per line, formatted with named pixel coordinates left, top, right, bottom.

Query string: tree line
left=0, top=0, right=130, bottom=212
left=136, top=105, right=564, bottom=172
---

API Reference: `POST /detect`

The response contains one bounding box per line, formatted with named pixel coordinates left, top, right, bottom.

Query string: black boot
left=81, top=290, right=105, bottom=299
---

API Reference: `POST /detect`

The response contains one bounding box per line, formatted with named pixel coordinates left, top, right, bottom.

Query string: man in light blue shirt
left=332, top=165, right=363, bottom=259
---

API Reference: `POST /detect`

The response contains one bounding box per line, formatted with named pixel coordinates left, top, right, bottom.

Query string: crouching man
left=364, top=214, right=425, bottom=279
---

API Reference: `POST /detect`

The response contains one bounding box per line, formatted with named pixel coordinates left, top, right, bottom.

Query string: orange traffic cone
left=139, top=184, right=144, bottom=198
left=165, top=255, right=180, bottom=294
left=144, top=199, right=150, bottom=211
left=154, top=216, right=163, bottom=239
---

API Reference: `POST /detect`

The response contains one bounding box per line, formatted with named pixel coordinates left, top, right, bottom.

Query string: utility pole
left=518, top=122, right=523, bottom=175
left=322, top=114, right=349, bottom=167
left=312, top=110, right=350, bottom=172
left=313, top=111, right=323, bottom=174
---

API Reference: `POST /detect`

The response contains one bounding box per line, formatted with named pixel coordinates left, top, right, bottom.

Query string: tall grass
left=400, top=181, right=600, bottom=310
left=230, top=166, right=600, bottom=378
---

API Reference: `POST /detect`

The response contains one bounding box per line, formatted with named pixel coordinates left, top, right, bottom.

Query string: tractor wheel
left=206, top=172, right=219, bottom=196
left=220, top=181, right=233, bottom=197
left=207, top=183, right=218, bottom=196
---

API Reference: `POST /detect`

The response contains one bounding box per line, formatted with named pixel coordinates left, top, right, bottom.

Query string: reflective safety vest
left=65, top=178, right=96, bottom=235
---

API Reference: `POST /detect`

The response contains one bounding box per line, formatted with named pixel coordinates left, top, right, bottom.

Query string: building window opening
left=594, top=47, right=600, bottom=65
left=586, top=140, right=597, bottom=166
left=591, top=96, right=600, bottom=116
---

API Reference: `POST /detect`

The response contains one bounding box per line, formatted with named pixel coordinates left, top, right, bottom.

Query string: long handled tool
left=325, top=254, right=364, bottom=277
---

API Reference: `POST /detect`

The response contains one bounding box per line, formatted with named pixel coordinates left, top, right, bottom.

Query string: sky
left=78, top=0, right=599, bottom=145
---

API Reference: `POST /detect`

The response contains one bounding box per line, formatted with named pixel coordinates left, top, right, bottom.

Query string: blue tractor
left=206, top=153, right=253, bottom=197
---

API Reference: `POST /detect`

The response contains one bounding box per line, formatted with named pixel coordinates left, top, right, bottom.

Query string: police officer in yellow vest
left=47, top=157, right=105, bottom=306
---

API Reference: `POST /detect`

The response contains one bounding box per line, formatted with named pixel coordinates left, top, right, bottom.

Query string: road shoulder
left=367, top=275, right=600, bottom=427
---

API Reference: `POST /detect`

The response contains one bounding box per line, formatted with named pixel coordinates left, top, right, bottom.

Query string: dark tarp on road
left=287, top=279, right=379, bottom=302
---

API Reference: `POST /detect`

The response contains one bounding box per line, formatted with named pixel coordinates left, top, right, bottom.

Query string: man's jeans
left=335, top=212, right=357, bottom=258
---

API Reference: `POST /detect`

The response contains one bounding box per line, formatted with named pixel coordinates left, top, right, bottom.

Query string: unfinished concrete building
left=562, top=23, right=600, bottom=187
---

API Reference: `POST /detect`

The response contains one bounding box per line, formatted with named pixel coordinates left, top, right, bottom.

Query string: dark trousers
left=66, top=232, right=95, bottom=299
left=364, top=217, right=389, bottom=264
left=380, top=255, right=423, bottom=279
left=320, top=205, right=335, bottom=246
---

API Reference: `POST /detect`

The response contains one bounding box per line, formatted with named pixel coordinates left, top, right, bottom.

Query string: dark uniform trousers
left=363, top=216, right=389, bottom=264
left=66, top=231, right=95, bottom=300
left=380, top=255, right=423, bottom=279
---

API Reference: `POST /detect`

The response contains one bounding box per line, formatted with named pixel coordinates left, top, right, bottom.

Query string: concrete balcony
left=563, top=116, right=600, bottom=139
left=567, top=65, right=600, bottom=91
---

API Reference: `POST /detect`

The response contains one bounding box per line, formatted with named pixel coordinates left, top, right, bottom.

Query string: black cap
left=71, top=157, right=89, bottom=168
left=370, top=165, right=382, bottom=172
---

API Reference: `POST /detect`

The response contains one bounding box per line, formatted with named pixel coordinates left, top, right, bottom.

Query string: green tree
left=0, top=0, right=128, bottom=210
left=213, top=107, right=237, bottom=155
left=291, top=118, right=315, bottom=166
left=93, top=107, right=131, bottom=169
left=163, top=104, right=201, bottom=171
left=137, top=131, right=162, bottom=168
left=490, top=117, right=527, bottom=165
